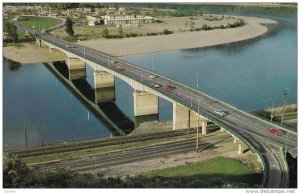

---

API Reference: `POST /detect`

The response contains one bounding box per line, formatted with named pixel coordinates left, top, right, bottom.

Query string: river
left=3, top=6, right=297, bottom=149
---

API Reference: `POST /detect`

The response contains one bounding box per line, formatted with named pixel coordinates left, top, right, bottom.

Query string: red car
left=116, top=66, right=125, bottom=71
left=151, top=82, right=160, bottom=88
left=165, top=85, right=176, bottom=91
left=268, top=128, right=283, bottom=136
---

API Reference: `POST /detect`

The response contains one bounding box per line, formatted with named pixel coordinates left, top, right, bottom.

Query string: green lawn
left=143, top=157, right=252, bottom=177
left=19, top=17, right=61, bottom=31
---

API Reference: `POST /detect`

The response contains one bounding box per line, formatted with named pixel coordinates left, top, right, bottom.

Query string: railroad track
left=8, top=124, right=219, bottom=158
left=31, top=135, right=232, bottom=173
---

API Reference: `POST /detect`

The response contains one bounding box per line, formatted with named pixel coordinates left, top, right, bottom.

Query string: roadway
left=14, top=23, right=296, bottom=187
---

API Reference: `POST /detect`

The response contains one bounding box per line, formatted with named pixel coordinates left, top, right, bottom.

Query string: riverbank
left=3, top=42, right=67, bottom=64
left=3, top=15, right=277, bottom=61
left=78, top=16, right=277, bottom=56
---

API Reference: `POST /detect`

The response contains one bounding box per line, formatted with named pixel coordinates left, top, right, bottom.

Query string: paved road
left=14, top=23, right=295, bottom=187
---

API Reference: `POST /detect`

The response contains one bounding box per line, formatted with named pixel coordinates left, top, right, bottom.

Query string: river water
left=3, top=6, right=297, bottom=149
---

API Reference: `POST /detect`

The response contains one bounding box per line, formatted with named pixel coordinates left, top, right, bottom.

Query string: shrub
left=162, top=29, right=173, bottom=35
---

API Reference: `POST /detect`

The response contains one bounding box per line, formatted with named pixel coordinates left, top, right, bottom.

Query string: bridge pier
left=173, top=102, right=190, bottom=130
left=94, top=71, right=115, bottom=103
left=35, top=38, right=47, bottom=47
left=220, top=127, right=225, bottom=132
left=67, top=58, right=86, bottom=80
left=238, top=143, right=244, bottom=155
left=133, top=91, right=158, bottom=117
left=201, top=120, right=207, bottom=135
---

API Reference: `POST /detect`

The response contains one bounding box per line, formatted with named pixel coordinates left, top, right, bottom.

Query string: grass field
left=143, top=157, right=253, bottom=177
left=19, top=17, right=61, bottom=30
left=142, top=157, right=262, bottom=186
left=17, top=17, right=61, bottom=41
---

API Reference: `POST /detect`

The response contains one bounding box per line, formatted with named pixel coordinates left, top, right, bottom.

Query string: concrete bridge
left=14, top=22, right=297, bottom=188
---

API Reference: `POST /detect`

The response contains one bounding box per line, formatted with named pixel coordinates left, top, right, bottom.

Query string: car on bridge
left=149, top=75, right=156, bottom=79
left=151, top=82, right=161, bottom=88
left=165, top=85, right=176, bottom=91
left=214, top=110, right=229, bottom=117
left=116, top=66, right=125, bottom=71
left=268, top=128, right=283, bottom=136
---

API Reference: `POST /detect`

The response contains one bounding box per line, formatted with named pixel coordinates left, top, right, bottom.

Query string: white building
left=87, top=16, right=99, bottom=26
left=104, top=14, right=155, bottom=25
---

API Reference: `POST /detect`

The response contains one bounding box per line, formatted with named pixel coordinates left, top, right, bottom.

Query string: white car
left=214, top=110, right=229, bottom=117
left=149, top=75, right=156, bottom=79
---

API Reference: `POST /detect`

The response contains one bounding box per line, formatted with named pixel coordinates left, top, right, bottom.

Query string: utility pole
left=196, top=106, right=199, bottom=152
left=281, top=88, right=288, bottom=125
left=42, top=139, right=45, bottom=163
left=24, top=124, right=28, bottom=149
left=285, top=132, right=289, bottom=154
left=84, top=46, right=86, bottom=57
left=269, top=97, right=274, bottom=122
left=196, top=71, right=199, bottom=89
left=151, top=56, right=154, bottom=71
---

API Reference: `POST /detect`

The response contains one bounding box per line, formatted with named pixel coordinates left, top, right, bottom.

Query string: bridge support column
left=94, top=71, right=115, bottom=103
left=133, top=91, right=158, bottom=117
left=173, top=102, right=190, bottom=130
left=220, top=127, right=225, bottom=132
left=238, top=144, right=244, bottom=155
left=234, top=138, right=238, bottom=144
left=201, top=120, right=207, bottom=135
left=35, top=38, right=47, bottom=47
left=94, top=71, right=115, bottom=88
left=67, top=58, right=86, bottom=80
left=67, top=58, right=86, bottom=70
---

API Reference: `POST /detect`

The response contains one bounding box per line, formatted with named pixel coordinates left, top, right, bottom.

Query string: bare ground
left=3, top=42, right=67, bottom=64
left=77, top=16, right=277, bottom=56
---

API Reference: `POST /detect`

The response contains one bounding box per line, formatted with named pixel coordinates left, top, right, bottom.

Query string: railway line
left=7, top=124, right=219, bottom=158
left=30, top=134, right=232, bottom=173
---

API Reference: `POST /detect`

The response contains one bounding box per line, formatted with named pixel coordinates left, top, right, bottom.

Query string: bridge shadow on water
left=44, top=61, right=138, bottom=136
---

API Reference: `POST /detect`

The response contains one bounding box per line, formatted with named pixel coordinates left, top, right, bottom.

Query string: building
left=87, top=16, right=99, bottom=26
left=104, top=14, right=155, bottom=25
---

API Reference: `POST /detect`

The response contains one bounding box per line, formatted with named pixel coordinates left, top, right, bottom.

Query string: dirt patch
left=3, top=42, right=67, bottom=64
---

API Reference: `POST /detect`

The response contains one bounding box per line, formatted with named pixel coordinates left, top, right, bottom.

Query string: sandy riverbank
left=3, top=43, right=67, bottom=64
left=78, top=16, right=277, bottom=57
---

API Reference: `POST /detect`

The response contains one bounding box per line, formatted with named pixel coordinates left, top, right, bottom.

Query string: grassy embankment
left=17, top=17, right=61, bottom=40
left=143, top=157, right=262, bottom=186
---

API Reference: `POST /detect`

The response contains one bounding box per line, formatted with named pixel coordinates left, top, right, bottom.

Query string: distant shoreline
left=78, top=16, right=277, bottom=57
left=3, top=16, right=277, bottom=63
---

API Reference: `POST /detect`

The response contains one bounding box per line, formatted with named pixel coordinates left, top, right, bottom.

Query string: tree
left=3, top=154, right=32, bottom=188
left=65, top=17, right=74, bottom=37
left=3, top=20, right=18, bottom=43
left=45, top=3, right=50, bottom=11
left=101, top=26, right=109, bottom=38
left=117, top=25, right=123, bottom=35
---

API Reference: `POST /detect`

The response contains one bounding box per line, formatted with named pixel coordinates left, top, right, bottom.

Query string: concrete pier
left=95, top=87, right=115, bottom=103
left=67, top=58, right=86, bottom=70
left=173, top=102, right=190, bottom=130
left=238, top=143, right=243, bottom=155
left=201, top=120, right=207, bottom=135
left=220, top=127, right=225, bottom=132
left=36, top=38, right=47, bottom=47
left=94, top=71, right=115, bottom=89
left=133, top=91, right=158, bottom=117
left=68, top=68, right=86, bottom=80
